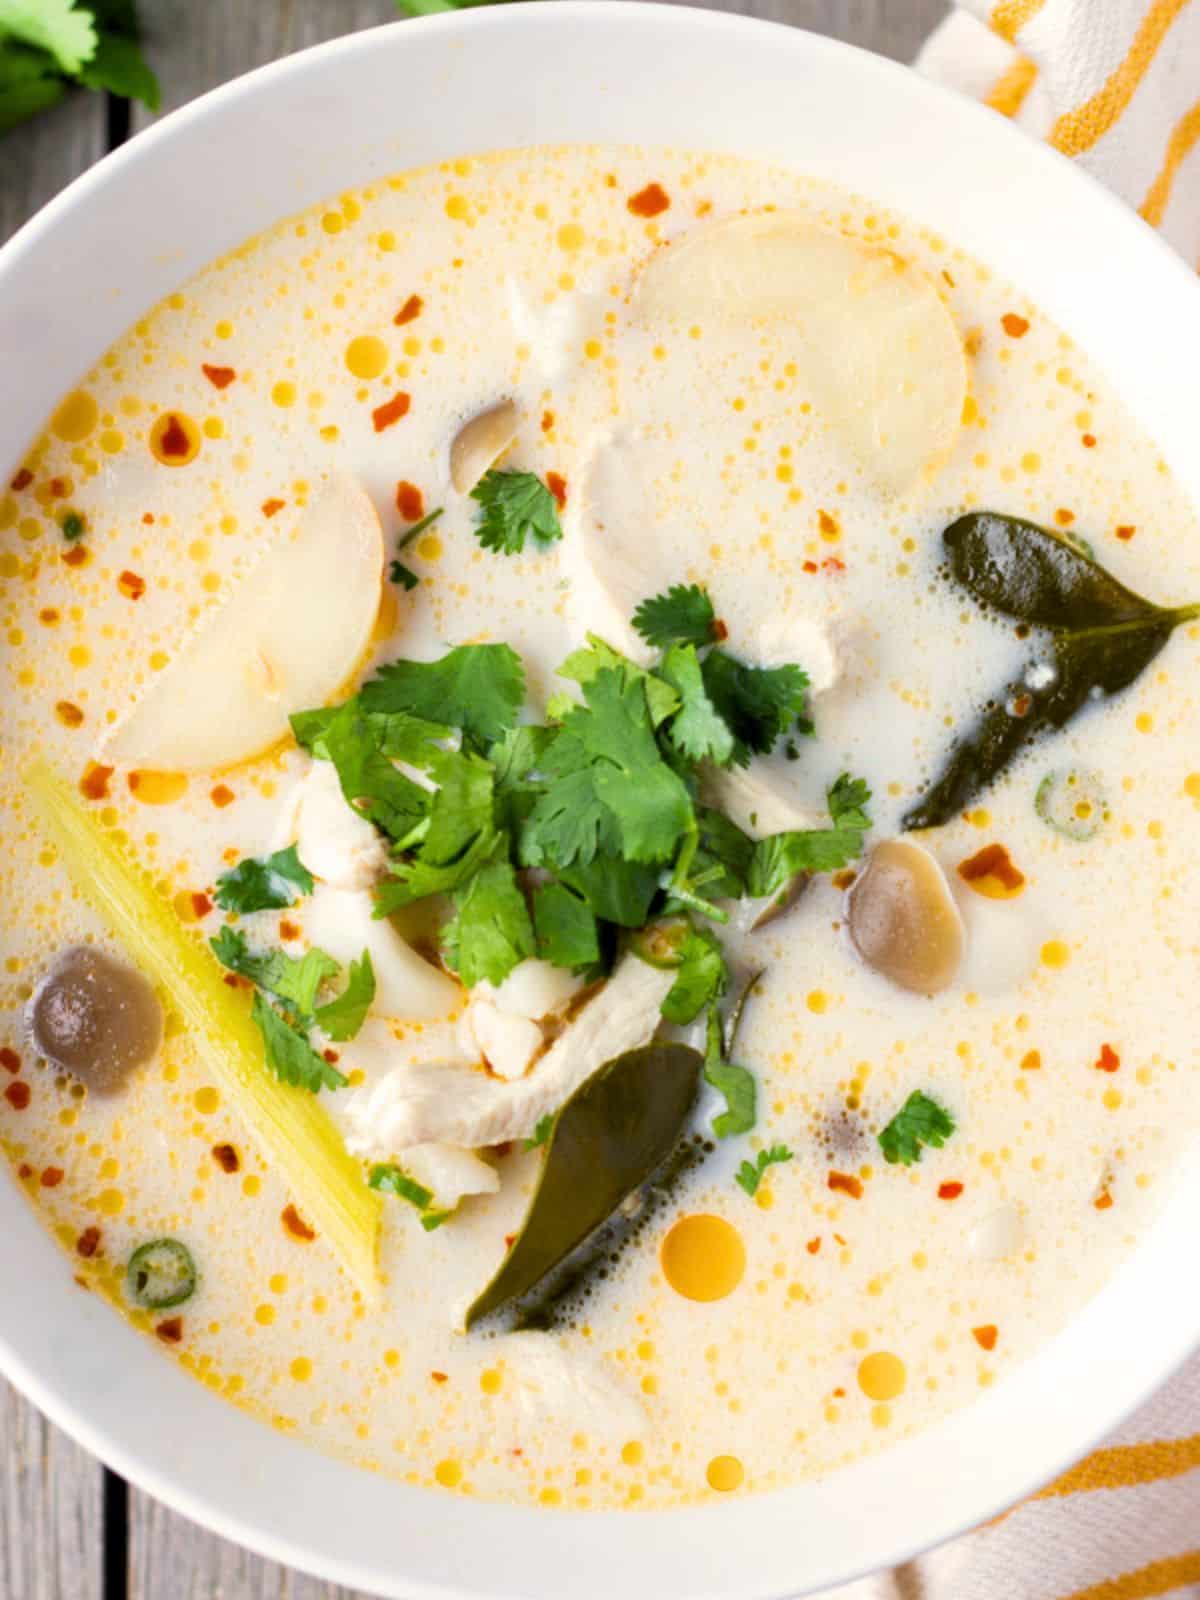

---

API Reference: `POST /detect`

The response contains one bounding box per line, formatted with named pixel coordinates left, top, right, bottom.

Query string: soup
left=2, top=145, right=1198, bottom=1511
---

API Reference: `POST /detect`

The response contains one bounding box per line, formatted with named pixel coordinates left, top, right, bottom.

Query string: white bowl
left=2, top=7, right=1199, bottom=1597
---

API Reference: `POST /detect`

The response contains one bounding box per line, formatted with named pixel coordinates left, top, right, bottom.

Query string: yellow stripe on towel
left=1140, top=97, right=1200, bottom=223
left=990, top=0, right=1048, bottom=44
left=1038, top=1431, right=1200, bottom=1497
left=1061, top=1549, right=1200, bottom=1600
left=1051, top=0, right=1192, bottom=157
left=985, top=56, right=1039, bottom=116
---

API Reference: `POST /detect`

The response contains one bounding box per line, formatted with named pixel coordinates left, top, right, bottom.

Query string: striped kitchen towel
left=822, top=5, right=1200, bottom=1597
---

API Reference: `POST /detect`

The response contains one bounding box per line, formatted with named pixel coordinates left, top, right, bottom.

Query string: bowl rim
left=3, top=7, right=1200, bottom=1598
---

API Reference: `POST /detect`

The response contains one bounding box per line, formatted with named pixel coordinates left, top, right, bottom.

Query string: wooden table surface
left=0, top=1, right=945, bottom=1594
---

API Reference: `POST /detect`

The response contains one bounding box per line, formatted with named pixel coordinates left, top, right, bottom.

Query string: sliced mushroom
left=450, top=399, right=519, bottom=494
left=27, top=945, right=162, bottom=1094
left=847, top=839, right=964, bottom=994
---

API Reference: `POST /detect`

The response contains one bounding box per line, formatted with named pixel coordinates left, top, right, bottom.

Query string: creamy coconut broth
left=2, top=145, right=1199, bottom=1511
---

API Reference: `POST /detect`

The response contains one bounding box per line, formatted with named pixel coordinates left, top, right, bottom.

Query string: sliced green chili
left=126, top=1238, right=198, bottom=1310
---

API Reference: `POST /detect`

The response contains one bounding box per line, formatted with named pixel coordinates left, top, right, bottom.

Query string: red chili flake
left=827, top=1170, right=863, bottom=1199
left=158, top=415, right=191, bottom=459
left=1021, top=1050, right=1042, bottom=1070
left=713, top=618, right=729, bottom=642
left=155, top=1317, right=184, bottom=1344
left=279, top=918, right=300, bottom=942
left=261, top=498, right=285, bottom=518
left=18, top=1164, right=33, bottom=1181
left=1001, top=313, right=1029, bottom=338
left=541, top=410, right=555, bottom=434
left=504, top=1234, right=517, bottom=1250
left=802, top=560, right=819, bottom=574
left=395, top=480, right=425, bottom=521
left=40, top=1167, right=64, bottom=1188
left=1095, top=1043, right=1120, bottom=1072
left=282, top=1204, right=316, bottom=1242
left=546, top=471, right=567, bottom=509
left=492, top=1141, right=514, bottom=1159
left=79, top=762, right=113, bottom=801
left=1082, top=433, right=1097, bottom=449
left=0, top=1048, right=20, bottom=1074
left=628, top=183, right=670, bottom=218
left=972, top=1324, right=998, bottom=1351
left=118, top=569, right=146, bottom=601
left=937, top=1181, right=964, bottom=1200
left=76, top=1227, right=102, bottom=1259
left=1054, top=508, right=1075, bottom=527
left=821, top=557, right=846, bottom=576
left=62, top=544, right=89, bottom=568
left=191, top=892, right=213, bottom=919
left=55, top=701, right=84, bottom=728
left=1094, top=1190, right=1114, bottom=1211
left=322, top=1049, right=340, bottom=1066
left=818, top=510, right=841, bottom=539
left=210, top=784, right=235, bottom=808
left=806, top=1237, right=821, bottom=1255
left=39, top=607, right=61, bottom=626
left=957, top=842, right=1025, bottom=893
left=372, top=392, right=411, bottom=432
left=48, top=477, right=68, bottom=499
left=1116, top=525, right=1136, bottom=541
left=201, top=363, right=236, bottom=390
left=394, top=294, right=424, bottom=326
left=211, top=1143, right=239, bottom=1174
left=5, top=1081, right=31, bottom=1111
left=142, top=513, right=155, bottom=525
left=831, top=868, right=857, bottom=891
left=222, top=974, right=241, bottom=989
left=430, top=1371, right=449, bottom=1384
left=1011, top=693, right=1033, bottom=718
left=832, top=1386, right=846, bottom=1398
left=9, top=468, right=32, bottom=492
left=833, top=1233, right=847, bottom=1246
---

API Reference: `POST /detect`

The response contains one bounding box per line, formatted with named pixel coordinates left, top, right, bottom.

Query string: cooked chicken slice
left=480, top=958, right=587, bottom=1020
left=456, top=959, right=588, bottom=1081
left=286, top=761, right=389, bottom=891
left=700, top=763, right=826, bottom=840
left=306, top=883, right=458, bottom=1021
left=343, top=956, right=672, bottom=1149
left=402, top=1143, right=500, bottom=1210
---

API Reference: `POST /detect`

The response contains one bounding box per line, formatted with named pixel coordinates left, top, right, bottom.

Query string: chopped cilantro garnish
left=314, top=951, right=376, bottom=1042
left=556, top=634, right=679, bottom=728
left=388, top=506, right=443, bottom=589
left=295, top=699, right=433, bottom=842
left=442, top=855, right=535, bottom=988
left=209, top=926, right=337, bottom=1017
left=361, top=643, right=525, bottom=748
left=250, top=992, right=346, bottom=1094
left=747, top=774, right=872, bottom=899
left=659, top=922, right=728, bottom=1025
left=0, top=0, right=159, bottom=140
left=523, top=1113, right=554, bottom=1151
left=735, top=1144, right=794, bottom=1197
left=700, top=649, right=810, bottom=766
left=368, top=1162, right=449, bottom=1230
left=389, top=560, right=419, bottom=591
left=660, top=644, right=735, bottom=766
left=375, top=825, right=501, bottom=918
left=632, top=583, right=717, bottom=649
left=703, top=1003, right=756, bottom=1139
left=214, top=845, right=313, bottom=914
left=60, top=510, right=85, bottom=542
left=878, top=1091, right=956, bottom=1166
left=533, top=880, right=600, bottom=970
left=470, top=469, right=563, bottom=556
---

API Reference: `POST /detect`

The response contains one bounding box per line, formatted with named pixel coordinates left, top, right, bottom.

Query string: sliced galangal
left=105, top=475, right=384, bottom=773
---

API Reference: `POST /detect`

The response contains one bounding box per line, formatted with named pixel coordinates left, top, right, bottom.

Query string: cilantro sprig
left=878, top=1091, right=956, bottom=1166
left=470, top=469, right=563, bottom=556
left=0, top=0, right=159, bottom=139
left=632, top=583, right=717, bottom=649
left=368, top=1163, right=449, bottom=1231
left=214, top=845, right=313, bottom=914
left=735, top=1145, right=794, bottom=1197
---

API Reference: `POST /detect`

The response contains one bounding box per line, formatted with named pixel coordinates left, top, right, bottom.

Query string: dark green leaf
left=533, top=880, right=600, bottom=970
left=632, top=583, right=717, bottom=649
left=906, top=513, right=1199, bottom=829
left=465, top=1041, right=702, bottom=1326
left=700, top=649, right=810, bottom=766
left=250, top=992, right=346, bottom=1093
left=442, top=855, right=535, bottom=987
left=214, top=845, right=313, bottom=914
left=389, top=560, right=419, bottom=591
left=878, top=1090, right=955, bottom=1166
left=470, top=469, right=562, bottom=555
left=361, top=643, right=526, bottom=747
left=314, top=951, right=375, bottom=1041
left=703, top=1003, right=756, bottom=1139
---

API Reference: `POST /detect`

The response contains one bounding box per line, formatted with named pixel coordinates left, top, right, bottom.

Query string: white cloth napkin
left=818, top=6, right=1200, bottom=1596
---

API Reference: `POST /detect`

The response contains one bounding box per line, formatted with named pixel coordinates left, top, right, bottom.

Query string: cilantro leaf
left=632, top=583, right=717, bottom=650
left=660, top=643, right=734, bottom=766
left=362, top=644, right=526, bottom=748
left=661, top=922, right=728, bottom=1025
left=214, top=845, right=313, bottom=914
left=374, top=824, right=502, bottom=917
left=533, top=880, right=600, bottom=970
left=523, top=1113, right=554, bottom=1151
left=388, top=507, right=443, bottom=590
left=209, top=926, right=338, bottom=1017
left=490, top=723, right=553, bottom=835
left=747, top=773, right=872, bottom=898
left=0, top=0, right=96, bottom=73
left=250, top=992, right=346, bottom=1094
left=703, top=1003, right=756, bottom=1139
left=314, top=951, right=375, bottom=1042
left=878, top=1091, right=955, bottom=1166
left=555, top=856, right=660, bottom=929
left=700, top=649, right=810, bottom=766
left=524, top=667, right=693, bottom=869
left=420, top=748, right=495, bottom=865
left=0, top=44, right=66, bottom=136
left=470, top=469, right=562, bottom=556
left=389, top=560, right=419, bottom=591
left=735, top=1145, right=794, bottom=1197
left=557, top=634, right=679, bottom=728
left=690, top=808, right=754, bottom=902
left=292, top=699, right=435, bottom=843
left=442, top=856, right=535, bottom=988
left=78, top=29, right=157, bottom=106
left=368, top=1162, right=449, bottom=1230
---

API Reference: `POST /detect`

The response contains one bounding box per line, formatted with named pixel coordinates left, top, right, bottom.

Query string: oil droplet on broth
left=149, top=411, right=201, bottom=466
left=345, top=336, right=390, bottom=380
left=857, top=1351, right=907, bottom=1402
left=661, top=1214, right=746, bottom=1302
left=51, top=390, right=98, bottom=443
left=706, top=1454, right=744, bottom=1492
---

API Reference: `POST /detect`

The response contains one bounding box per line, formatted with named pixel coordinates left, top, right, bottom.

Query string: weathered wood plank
left=0, top=1379, right=104, bottom=1600
left=0, top=90, right=107, bottom=247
